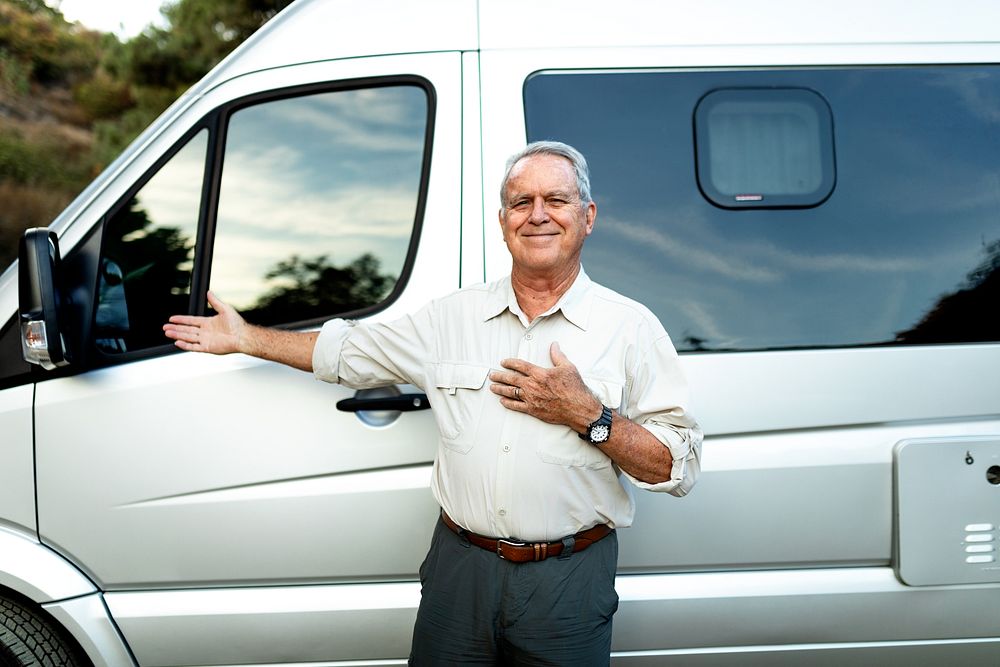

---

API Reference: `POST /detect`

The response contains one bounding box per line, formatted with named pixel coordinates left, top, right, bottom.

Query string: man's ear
left=584, top=201, right=597, bottom=235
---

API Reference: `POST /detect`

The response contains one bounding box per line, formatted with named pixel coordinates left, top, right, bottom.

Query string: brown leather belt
left=441, top=511, right=612, bottom=563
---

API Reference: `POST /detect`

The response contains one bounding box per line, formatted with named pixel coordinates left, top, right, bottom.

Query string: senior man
left=164, top=141, right=702, bottom=665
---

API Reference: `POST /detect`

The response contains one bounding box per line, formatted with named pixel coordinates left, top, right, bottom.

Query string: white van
left=2, top=0, right=999, bottom=664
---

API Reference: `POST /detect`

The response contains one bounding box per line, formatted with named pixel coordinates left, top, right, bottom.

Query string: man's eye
left=512, top=200, right=530, bottom=209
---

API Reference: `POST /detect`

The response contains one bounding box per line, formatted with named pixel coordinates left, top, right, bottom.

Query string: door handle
left=336, top=393, right=430, bottom=412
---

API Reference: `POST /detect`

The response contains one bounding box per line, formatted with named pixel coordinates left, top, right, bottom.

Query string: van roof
left=204, top=0, right=1000, bottom=90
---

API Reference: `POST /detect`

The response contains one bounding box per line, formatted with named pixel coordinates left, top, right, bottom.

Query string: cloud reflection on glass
left=211, top=86, right=427, bottom=317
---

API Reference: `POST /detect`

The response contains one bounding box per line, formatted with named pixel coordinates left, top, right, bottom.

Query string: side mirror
left=18, top=228, right=71, bottom=370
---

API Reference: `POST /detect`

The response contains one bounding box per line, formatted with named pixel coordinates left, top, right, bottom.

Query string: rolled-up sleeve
left=312, top=318, right=355, bottom=383
left=311, top=305, right=434, bottom=390
left=621, top=333, right=703, bottom=496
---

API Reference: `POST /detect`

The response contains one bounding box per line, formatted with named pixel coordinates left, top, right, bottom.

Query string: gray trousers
left=409, top=516, right=619, bottom=666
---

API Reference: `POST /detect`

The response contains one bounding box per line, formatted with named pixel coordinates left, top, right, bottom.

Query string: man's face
left=499, top=154, right=597, bottom=278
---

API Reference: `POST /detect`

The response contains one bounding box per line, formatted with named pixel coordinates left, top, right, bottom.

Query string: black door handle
left=336, top=393, right=430, bottom=412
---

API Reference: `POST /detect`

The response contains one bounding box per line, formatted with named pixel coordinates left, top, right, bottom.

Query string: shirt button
left=525, top=332, right=533, bottom=340
left=503, top=444, right=511, bottom=452
left=498, top=509, right=506, bottom=516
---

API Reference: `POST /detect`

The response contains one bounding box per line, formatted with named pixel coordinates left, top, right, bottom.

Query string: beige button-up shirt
left=313, top=268, right=702, bottom=542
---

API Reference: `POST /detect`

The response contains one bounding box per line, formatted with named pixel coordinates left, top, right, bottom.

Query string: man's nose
left=528, top=197, right=549, bottom=223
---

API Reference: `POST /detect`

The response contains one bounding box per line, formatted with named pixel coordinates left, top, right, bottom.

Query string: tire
left=0, top=594, right=84, bottom=667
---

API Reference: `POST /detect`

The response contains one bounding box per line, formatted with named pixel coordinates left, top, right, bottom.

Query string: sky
left=50, top=0, right=170, bottom=39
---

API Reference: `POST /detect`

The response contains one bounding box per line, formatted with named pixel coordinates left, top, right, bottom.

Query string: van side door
left=32, top=53, right=461, bottom=665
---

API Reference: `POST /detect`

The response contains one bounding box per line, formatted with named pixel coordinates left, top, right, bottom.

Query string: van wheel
left=1, top=594, right=83, bottom=666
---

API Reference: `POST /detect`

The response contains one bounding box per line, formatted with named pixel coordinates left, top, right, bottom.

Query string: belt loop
left=441, top=511, right=471, bottom=548
left=558, top=536, right=575, bottom=560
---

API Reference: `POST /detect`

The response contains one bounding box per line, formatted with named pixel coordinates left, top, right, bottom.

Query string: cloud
left=608, top=216, right=928, bottom=284
left=210, top=146, right=417, bottom=309
left=673, top=297, right=742, bottom=348
left=217, top=156, right=418, bottom=241
left=134, top=132, right=207, bottom=232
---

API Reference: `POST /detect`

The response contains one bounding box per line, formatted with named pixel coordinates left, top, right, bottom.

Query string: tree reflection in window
left=240, top=253, right=396, bottom=324
left=896, top=239, right=1000, bottom=344
left=211, top=85, right=426, bottom=326
left=95, top=130, right=206, bottom=353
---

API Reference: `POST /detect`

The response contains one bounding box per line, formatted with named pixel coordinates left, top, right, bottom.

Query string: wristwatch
left=580, top=405, right=613, bottom=445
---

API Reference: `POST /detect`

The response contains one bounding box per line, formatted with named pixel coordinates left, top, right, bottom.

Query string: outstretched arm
left=163, top=291, right=318, bottom=372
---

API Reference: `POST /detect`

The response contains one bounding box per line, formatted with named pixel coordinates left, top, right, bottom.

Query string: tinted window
left=210, top=85, right=428, bottom=325
left=525, top=67, right=1000, bottom=351
left=95, top=130, right=207, bottom=353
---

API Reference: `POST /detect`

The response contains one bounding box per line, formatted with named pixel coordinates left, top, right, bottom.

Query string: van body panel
left=478, top=0, right=1000, bottom=50
left=612, top=569, right=1000, bottom=650
left=35, top=354, right=440, bottom=586
left=106, top=583, right=421, bottom=665
left=42, top=594, right=137, bottom=667
left=0, top=385, right=34, bottom=533
left=199, top=0, right=477, bottom=87
left=101, top=568, right=1000, bottom=665
left=460, top=51, right=485, bottom=287
left=682, top=347, right=1000, bottom=436
left=3, top=0, right=1000, bottom=663
left=623, top=419, right=1000, bottom=572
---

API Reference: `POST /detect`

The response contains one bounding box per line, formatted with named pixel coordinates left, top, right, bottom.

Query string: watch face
left=591, top=424, right=610, bottom=443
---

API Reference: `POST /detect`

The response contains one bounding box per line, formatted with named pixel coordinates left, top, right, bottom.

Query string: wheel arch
left=0, top=527, right=136, bottom=666
left=0, top=526, right=96, bottom=602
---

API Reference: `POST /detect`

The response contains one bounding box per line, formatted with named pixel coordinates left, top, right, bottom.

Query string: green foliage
left=6, top=0, right=58, bottom=16
left=0, top=47, right=31, bottom=95
left=89, top=0, right=293, bottom=167
left=0, top=0, right=294, bottom=268
left=0, top=127, right=88, bottom=189
left=74, top=72, right=134, bottom=122
left=0, top=2, right=101, bottom=87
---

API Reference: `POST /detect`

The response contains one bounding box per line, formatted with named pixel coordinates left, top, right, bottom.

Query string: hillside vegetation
left=0, top=0, right=293, bottom=268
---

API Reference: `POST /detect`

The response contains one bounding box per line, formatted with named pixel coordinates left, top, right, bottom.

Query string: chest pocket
left=537, top=378, right=624, bottom=468
left=430, top=362, right=491, bottom=453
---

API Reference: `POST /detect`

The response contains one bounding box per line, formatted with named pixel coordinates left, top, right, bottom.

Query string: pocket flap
left=432, top=363, right=491, bottom=393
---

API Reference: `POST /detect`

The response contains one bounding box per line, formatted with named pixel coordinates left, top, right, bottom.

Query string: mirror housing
left=19, top=228, right=72, bottom=370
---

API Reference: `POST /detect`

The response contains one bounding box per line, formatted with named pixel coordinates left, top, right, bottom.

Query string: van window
left=91, top=80, right=431, bottom=358
left=210, top=85, right=428, bottom=326
left=693, top=88, right=835, bottom=208
left=95, top=130, right=208, bottom=354
left=524, top=67, right=1000, bottom=351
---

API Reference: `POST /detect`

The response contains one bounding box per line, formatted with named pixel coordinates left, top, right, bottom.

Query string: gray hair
left=500, top=141, right=592, bottom=207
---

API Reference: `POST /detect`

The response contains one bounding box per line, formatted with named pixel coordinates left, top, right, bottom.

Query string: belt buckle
left=496, top=538, right=526, bottom=560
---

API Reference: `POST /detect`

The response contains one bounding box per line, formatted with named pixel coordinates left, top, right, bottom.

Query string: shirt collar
left=483, top=266, right=593, bottom=331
